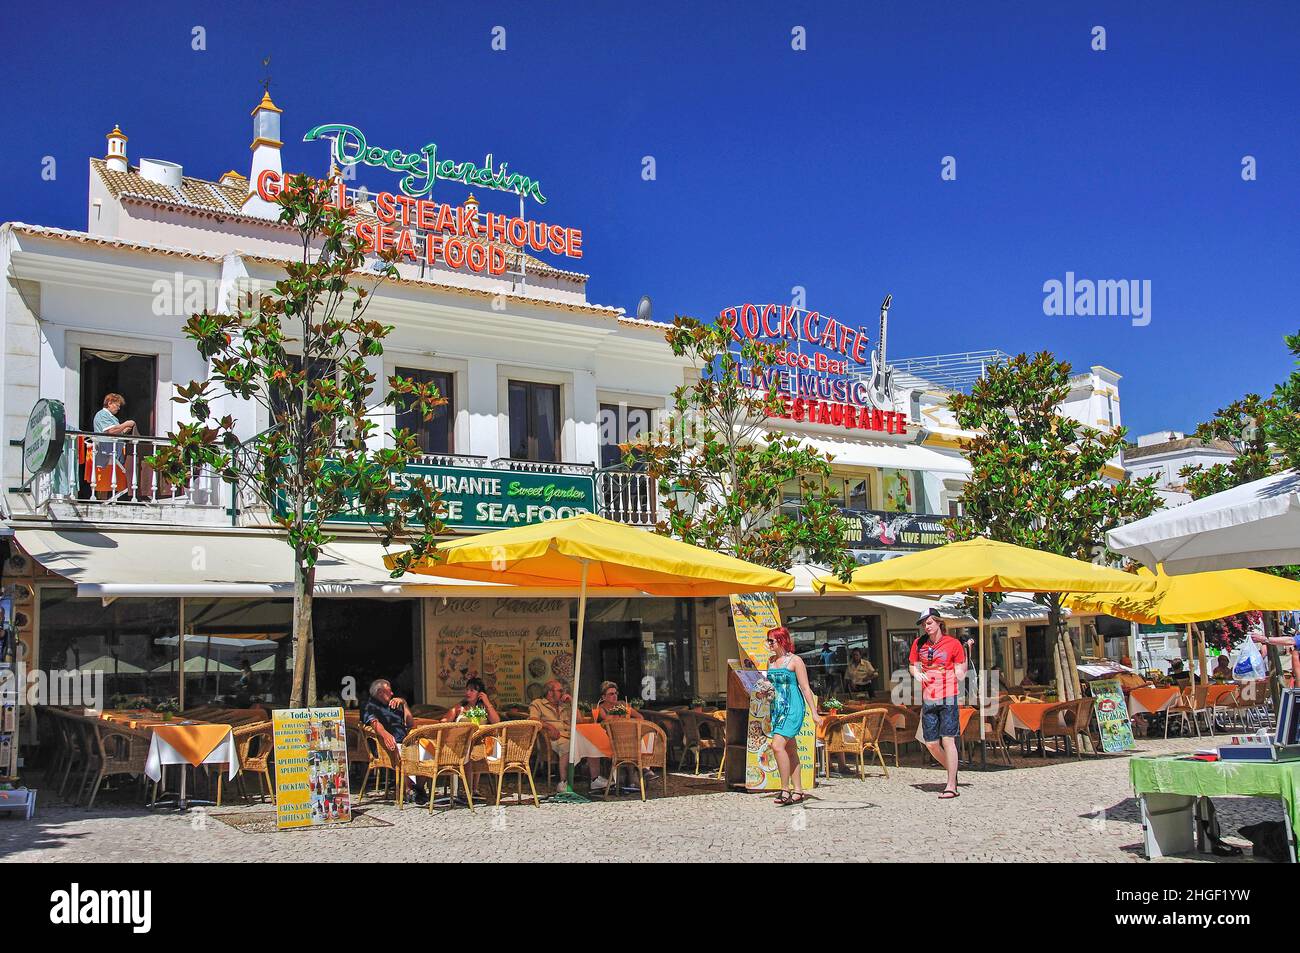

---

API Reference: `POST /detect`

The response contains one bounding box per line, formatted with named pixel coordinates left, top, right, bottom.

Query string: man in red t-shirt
left=908, top=608, right=967, bottom=799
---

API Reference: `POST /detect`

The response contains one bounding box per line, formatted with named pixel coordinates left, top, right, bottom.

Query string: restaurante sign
left=321, top=463, right=597, bottom=532
left=304, top=123, right=548, bottom=204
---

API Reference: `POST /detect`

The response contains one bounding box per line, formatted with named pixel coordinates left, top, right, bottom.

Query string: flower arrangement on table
left=629, top=697, right=645, bottom=710
left=823, top=697, right=844, bottom=714
left=462, top=705, right=488, bottom=725
left=153, top=697, right=181, bottom=720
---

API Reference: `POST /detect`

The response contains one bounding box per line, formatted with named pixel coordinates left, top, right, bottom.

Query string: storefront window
left=599, top=402, right=653, bottom=469
left=881, top=468, right=915, bottom=513
left=39, top=591, right=179, bottom=706
left=184, top=598, right=293, bottom=707
left=780, top=478, right=802, bottom=522
left=508, top=380, right=561, bottom=461
left=783, top=614, right=878, bottom=697
left=579, top=598, right=694, bottom=704
left=395, top=367, right=454, bottom=454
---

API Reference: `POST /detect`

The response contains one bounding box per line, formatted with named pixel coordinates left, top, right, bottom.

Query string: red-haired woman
left=763, top=626, right=821, bottom=805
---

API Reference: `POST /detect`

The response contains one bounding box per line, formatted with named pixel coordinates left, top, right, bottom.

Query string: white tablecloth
left=144, top=726, right=238, bottom=782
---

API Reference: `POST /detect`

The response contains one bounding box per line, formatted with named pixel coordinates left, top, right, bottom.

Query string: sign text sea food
left=332, top=464, right=596, bottom=531
left=253, top=176, right=582, bottom=277
left=306, top=123, right=547, bottom=204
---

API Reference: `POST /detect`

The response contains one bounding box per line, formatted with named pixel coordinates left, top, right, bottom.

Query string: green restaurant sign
left=321, top=463, right=596, bottom=532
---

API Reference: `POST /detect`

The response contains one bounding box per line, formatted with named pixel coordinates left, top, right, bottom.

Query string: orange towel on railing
left=80, top=436, right=127, bottom=493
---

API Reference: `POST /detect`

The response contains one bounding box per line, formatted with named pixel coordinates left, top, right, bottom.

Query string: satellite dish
left=636, top=295, right=653, bottom=322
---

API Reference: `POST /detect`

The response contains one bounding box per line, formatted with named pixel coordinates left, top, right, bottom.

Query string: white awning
left=14, top=526, right=643, bottom=599
left=795, top=436, right=970, bottom=475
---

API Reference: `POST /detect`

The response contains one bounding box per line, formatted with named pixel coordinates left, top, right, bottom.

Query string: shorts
left=921, top=700, right=960, bottom=741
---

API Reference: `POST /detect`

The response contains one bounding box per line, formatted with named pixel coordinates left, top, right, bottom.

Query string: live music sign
left=719, top=303, right=907, bottom=436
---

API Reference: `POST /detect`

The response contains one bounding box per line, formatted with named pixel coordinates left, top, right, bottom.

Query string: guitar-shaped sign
left=865, top=294, right=894, bottom=410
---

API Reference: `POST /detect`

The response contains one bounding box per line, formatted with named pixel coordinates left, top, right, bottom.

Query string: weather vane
left=261, top=55, right=272, bottom=93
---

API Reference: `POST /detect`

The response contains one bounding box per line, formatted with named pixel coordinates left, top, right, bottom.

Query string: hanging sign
left=23, top=399, right=66, bottom=478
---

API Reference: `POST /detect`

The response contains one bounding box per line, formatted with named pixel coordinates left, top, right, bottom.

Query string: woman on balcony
left=89, top=392, right=135, bottom=498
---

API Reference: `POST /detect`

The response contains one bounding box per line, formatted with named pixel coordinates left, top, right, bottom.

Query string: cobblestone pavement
left=0, top=736, right=1286, bottom=863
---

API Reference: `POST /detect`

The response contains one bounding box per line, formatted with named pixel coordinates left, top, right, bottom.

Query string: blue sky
left=2, top=1, right=1296, bottom=436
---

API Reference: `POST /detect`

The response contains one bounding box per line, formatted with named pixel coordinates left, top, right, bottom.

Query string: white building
left=1123, top=431, right=1237, bottom=506
left=1, top=91, right=1116, bottom=719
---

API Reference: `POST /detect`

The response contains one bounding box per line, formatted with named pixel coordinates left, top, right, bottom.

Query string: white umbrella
left=78, top=655, right=145, bottom=674
left=1108, top=470, right=1300, bottom=574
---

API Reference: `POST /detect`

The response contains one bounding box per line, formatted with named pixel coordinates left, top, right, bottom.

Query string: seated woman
left=442, top=677, right=501, bottom=724
left=591, top=680, right=644, bottom=723
left=588, top=680, right=655, bottom=792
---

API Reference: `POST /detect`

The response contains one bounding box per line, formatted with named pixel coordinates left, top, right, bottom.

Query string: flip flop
left=939, top=789, right=959, bottom=799
left=787, top=792, right=810, bottom=806
left=774, top=791, right=793, bottom=806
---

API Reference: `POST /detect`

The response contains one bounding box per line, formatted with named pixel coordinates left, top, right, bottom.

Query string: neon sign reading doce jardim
left=304, top=123, right=547, bottom=205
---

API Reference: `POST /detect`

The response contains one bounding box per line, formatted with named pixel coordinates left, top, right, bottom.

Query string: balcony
left=13, top=434, right=660, bottom=530
left=17, top=431, right=233, bottom=525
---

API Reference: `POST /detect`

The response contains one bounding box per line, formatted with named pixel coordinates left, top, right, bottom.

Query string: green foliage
left=1178, top=330, right=1300, bottom=580
left=149, top=174, right=446, bottom=702
left=626, top=316, right=855, bottom=577
left=945, top=352, right=1162, bottom=639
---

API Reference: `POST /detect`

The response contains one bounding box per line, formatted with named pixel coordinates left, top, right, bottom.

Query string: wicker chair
left=639, top=709, right=685, bottom=767
left=677, top=710, right=725, bottom=779
left=229, top=720, right=275, bottom=805
left=396, top=722, right=477, bottom=812
left=864, top=704, right=919, bottom=767
left=601, top=719, right=669, bottom=800
left=822, top=709, right=889, bottom=780
left=84, top=723, right=150, bottom=807
left=1038, top=700, right=1090, bottom=759
left=66, top=716, right=103, bottom=803
left=960, top=704, right=1013, bottom=767
left=470, top=720, right=543, bottom=807
left=359, top=724, right=401, bottom=801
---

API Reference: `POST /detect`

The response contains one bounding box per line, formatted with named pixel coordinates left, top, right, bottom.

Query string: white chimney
left=105, top=125, right=128, bottom=173
left=138, top=157, right=183, bottom=188
left=243, top=90, right=283, bottom=219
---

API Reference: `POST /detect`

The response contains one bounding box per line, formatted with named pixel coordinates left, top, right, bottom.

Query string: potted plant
left=154, top=697, right=181, bottom=722
left=690, top=697, right=706, bottom=713
left=463, top=704, right=488, bottom=726
left=824, top=697, right=844, bottom=715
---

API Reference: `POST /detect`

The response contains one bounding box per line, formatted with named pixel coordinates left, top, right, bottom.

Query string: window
left=599, top=403, right=653, bottom=469
left=269, top=355, right=337, bottom=438
left=508, top=380, right=561, bottom=462
left=846, top=477, right=872, bottom=511
left=395, top=367, right=454, bottom=454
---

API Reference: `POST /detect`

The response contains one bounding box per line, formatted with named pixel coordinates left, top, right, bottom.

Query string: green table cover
left=1130, top=755, right=1300, bottom=831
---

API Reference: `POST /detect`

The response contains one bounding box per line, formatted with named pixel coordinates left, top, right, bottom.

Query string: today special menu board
left=272, top=707, right=352, bottom=830
left=425, top=598, right=571, bottom=706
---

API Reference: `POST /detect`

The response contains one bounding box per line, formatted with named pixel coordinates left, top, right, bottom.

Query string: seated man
left=528, top=679, right=601, bottom=789
left=360, top=678, right=413, bottom=755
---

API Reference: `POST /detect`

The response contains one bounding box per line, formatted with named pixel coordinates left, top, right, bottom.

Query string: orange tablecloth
left=144, top=724, right=237, bottom=782
left=1004, top=701, right=1054, bottom=736
left=101, top=710, right=176, bottom=730
left=574, top=723, right=614, bottom=758
left=1128, top=687, right=1180, bottom=716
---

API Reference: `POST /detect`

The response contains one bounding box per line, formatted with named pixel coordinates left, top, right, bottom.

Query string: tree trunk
left=288, top=557, right=317, bottom=708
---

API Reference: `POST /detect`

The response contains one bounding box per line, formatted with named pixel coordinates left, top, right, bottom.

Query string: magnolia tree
left=946, top=352, right=1162, bottom=698
left=151, top=175, right=445, bottom=706
left=626, top=316, right=856, bottom=577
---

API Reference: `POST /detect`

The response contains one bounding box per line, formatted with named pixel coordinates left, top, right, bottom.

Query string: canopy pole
left=178, top=631, right=186, bottom=712
left=562, top=558, right=590, bottom=796
left=978, top=587, right=987, bottom=771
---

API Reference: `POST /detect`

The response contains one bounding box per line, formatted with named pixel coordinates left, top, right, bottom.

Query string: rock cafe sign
left=720, top=296, right=907, bottom=435
left=256, top=122, right=583, bottom=277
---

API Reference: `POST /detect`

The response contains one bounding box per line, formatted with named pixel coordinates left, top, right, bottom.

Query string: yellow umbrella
left=387, top=513, right=794, bottom=797
left=1065, top=564, right=1300, bottom=688
left=815, top=538, right=1158, bottom=762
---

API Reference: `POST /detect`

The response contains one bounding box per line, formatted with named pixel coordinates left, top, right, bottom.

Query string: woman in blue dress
left=764, top=626, right=822, bottom=806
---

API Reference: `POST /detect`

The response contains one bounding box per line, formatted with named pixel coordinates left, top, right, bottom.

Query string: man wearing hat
left=908, top=607, right=967, bottom=800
